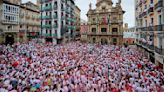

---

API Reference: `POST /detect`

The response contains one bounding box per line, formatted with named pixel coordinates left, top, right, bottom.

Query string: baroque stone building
left=87, top=0, right=125, bottom=45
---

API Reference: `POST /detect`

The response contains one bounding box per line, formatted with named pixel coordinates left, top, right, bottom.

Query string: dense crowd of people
left=0, top=41, right=164, bottom=92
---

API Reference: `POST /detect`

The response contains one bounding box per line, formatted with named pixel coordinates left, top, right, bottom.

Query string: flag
left=104, top=16, right=107, bottom=24
left=96, top=16, right=99, bottom=24
left=107, top=16, right=109, bottom=24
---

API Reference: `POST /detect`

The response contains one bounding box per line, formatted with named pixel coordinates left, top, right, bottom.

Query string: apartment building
left=0, top=0, right=20, bottom=45
left=40, top=0, right=76, bottom=44
left=0, top=0, right=40, bottom=44
left=19, top=1, right=40, bottom=42
left=135, top=0, right=164, bottom=70
left=74, top=5, right=81, bottom=40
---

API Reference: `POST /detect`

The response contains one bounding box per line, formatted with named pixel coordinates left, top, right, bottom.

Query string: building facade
left=123, top=25, right=136, bottom=45
left=74, top=5, right=81, bottom=40
left=0, top=0, right=20, bottom=45
left=80, top=19, right=88, bottom=42
left=0, top=0, right=40, bottom=44
left=135, top=0, right=164, bottom=70
left=86, top=0, right=125, bottom=45
left=40, top=0, right=76, bottom=44
left=19, top=1, right=40, bottom=42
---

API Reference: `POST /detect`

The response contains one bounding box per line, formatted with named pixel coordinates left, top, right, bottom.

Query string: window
left=9, top=6, right=10, bottom=11
left=113, top=38, right=117, bottom=43
left=93, top=38, right=96, bottom=43
left=151, top=18, right=154, bottom=25
left=112, top=28, right=118, bottom=32
left=150, top=0, right=153, bottom=4
left=92, top=18, right=95, bottom=22
left=159, top=15, right=162, bottom=25
left=144, top=5, right=147, bottom=9
left=8, top=16, right=10, bottom=21
left=145, top=20, right=147, bottom=27
left=91, top=28, right=96, bottom=33
left=46, top=30, right=48, bottom=34
left=102, top=6, right=106, bottom=10
left=50, top=30, right=52, bottom=35
left=101, top=28, right=107, bottom=32
left=49, top=21, right=51, bottom=25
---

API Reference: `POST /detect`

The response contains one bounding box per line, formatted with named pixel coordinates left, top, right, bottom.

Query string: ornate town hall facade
left=87, top=0, right=125, bottom=45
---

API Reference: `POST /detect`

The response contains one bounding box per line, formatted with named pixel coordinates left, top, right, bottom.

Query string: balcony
left=155, top=0, right=163, bottom=10
left=42, top=5, right=52, bottom=11
left=155, top=46, right=164, bottom=55
left=26, top=15, right=30, bottom=19
left=42, top=24, right=51, bottom=28
left=53, top=25, right=58, bottom=28
left=148, top=44, right=154, bottom=50
left=156, top=25, right=164, bottom=31
left=147, top=7, right=154, bottom=14
left=142, top=11, right=147, bottom=17
left=40, top=0, right=52, bottom=3
left=61, top=16, right=65, bottom=20
left=87, top=32, right=123, bottom=36
left=41, top=15, right=51, bottom=19
left=54, top=5, right=57, bottom=10
left=65, top=9, right=70, bottom=13
left=112, top=32, right=118, bottom=35
left=66, top=26, right=76, bottom=29
left=42, top=33, right=57, bottom=37
left=61, top=8, right=65, bottom=11
left=61, top=0, right=66, bottom=3
left=53, top=15, right=58, bottom=19
left=111, top=20, right=119, bottom=24
left=137, top=25, right=164, bottom=32
left=139, top=0, right=142, bottom=6
left=143, top=0, right=147, bottom=4
left=67, top=18, right=76, bottom=22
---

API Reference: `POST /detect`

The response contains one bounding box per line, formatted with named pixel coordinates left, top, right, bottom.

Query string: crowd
left=0, top=41, right=164, bottom=92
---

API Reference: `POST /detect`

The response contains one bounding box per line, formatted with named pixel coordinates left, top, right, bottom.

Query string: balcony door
left=91, top=28, right=96, bottom=33
left=159, top=37, right=162, bottom=49
left=159, top=15, right=162, bottom=25
left=112, top=38, right=117, bottom=45
left=5, top=34, right=14, bottom=45
left=101, top=28, right=107, bottom=33
left=101, top=38, right=108, bottom=45
left=112, top=28, right=118, bottom=32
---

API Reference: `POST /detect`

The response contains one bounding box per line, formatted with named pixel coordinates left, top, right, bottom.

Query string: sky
left=22, top=0, right=135, bottom=27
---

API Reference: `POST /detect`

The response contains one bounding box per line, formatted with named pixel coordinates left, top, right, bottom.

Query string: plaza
left=0, top=40, right=164, bottom=91
left=0, top=0, right=164, bottom=91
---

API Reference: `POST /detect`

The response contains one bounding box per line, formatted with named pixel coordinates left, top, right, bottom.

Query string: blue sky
left=22, top=0, right=135, bottom=27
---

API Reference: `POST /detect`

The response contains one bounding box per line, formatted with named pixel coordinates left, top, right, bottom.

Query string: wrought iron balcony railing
left=155, top=46, right=164, bottom=55
left=155, top=0, right=163, bottom=10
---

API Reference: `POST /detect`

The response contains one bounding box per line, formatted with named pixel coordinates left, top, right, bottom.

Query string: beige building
left=123, top=24, right=136, bottom=45
left=135, top=0, right=164, bottom=70
left=74, top=5, right=81, bottom=40
left=80, top=19, right=88, bottom=42
left=19, top=1, right=40, bottom=42
left=86, top=0, right=125, bottom=45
